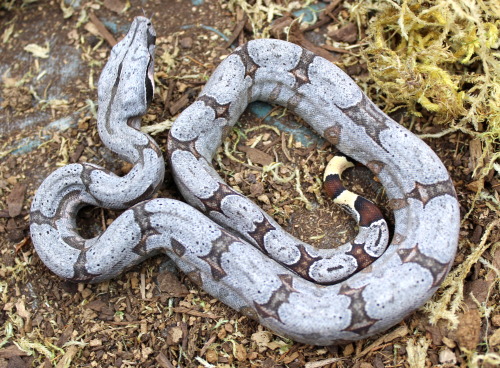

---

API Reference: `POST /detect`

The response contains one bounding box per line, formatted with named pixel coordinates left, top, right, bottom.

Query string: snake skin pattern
left=30, top=17, right=460, bottom=345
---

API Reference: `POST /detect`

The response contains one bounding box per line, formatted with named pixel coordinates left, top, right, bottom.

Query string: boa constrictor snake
left=30, top=17, right=460, bottom=345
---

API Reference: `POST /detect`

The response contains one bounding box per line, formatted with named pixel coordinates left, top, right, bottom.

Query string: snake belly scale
left=30, top=16, right=460, bottom=345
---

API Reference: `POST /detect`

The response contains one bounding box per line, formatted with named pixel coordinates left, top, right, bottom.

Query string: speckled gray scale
left=30, top=17, right=460, bottom=345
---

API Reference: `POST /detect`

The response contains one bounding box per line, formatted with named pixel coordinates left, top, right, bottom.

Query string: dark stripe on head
left=354, top=196, right=383, bottom=227
left=145, top=60, right=154, bottom=105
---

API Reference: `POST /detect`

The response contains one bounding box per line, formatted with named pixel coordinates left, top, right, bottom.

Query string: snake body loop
left=30, top=17, right=460, bottom=345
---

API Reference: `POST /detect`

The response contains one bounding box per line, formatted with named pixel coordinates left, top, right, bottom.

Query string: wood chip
left=469, top=138, right=483, bottom=170
left=7, top=183, right=27, bottom=217
left=199, top=333, right=217, bottom=357
left=6, top=218, right=24, bottom=242
left=238, top=145, right=274, bottom=166
left=165, top=325, right=184, bottom=345
left=328, top=22, right=358, bottom=43
left=169, top=94, right=190, bottom=115
left=103, top=0, right=126, bottom=13
left=438, top=348, right=457, bottom=365
left=288, top=18, right=338, bottom=63
left=493, top=314, right=500, bottom=327
left=323, top=0, right=343, bottom=18
left=4, top=355, right=27, bottom=367
left=234, top=342, right=247, bottom=362
left=156, top=351, right=175, bottom=368
left=466, top=178, right=484, bottom=192
left=85, top=299, right=107, bottom=312
left=163, top=79, right=175, bottom=116
left=456, top=310, right=481, bottom=350
left=425, top=325, right=443, bottom=346
left=0, top=345, right=28, bottom=358
left=305, top=357, right=343, bottom=368
left=70, top=144, right=85, bottom=163
left=464, top=279, right=492, bottom=308
left=489, top=328, right=500, bottom=347
left=156, top=271, right=189, bottom=297
left=172, top=306, right=219, bottom=319
left=55, top=345, right=79, bottom=368
left=269, top=15, right=293, bottom=39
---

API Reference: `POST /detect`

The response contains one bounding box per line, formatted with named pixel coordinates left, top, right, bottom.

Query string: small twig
left=199, top=334, right=217, bottom=357
left=186, top=55, right=208, bottom=67
left=156, top=351, right=175, bottom=368
left=321, top=43, right=356, bottom=55
left=89, top=13, right=117, bottom=47
left=163, top=79, right=174, bottom=117
left=169, top=94, right=191, bottom=115
left=281, top=133, right=292, bottom=161
left=225, top=14, right=248, bottom=48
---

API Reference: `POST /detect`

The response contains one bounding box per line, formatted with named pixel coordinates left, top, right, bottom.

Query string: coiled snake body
left=30, top=17, right=460, bottom=345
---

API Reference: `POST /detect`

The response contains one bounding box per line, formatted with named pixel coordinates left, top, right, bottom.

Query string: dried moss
left=353, top=0, right=499, bottom=180
left=350, top=0, right=500, bottom=353
left=357, top=0, right=498, bottom=122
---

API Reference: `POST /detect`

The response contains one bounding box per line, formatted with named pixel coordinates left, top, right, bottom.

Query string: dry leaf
left=234, top=342, right=247, bottom=361
left=24, top=42, right=50, bottom=58
left=466, top=178, right=484, bottom=192
left=2, top=23, right=14, bottom=43
left=438, top=348, right=457, bottom=365
left=55, top=345, right=79, bottom=368
left=239, top=145, right=274, bottom=166
left=15, top=298, right=31, bottom=320
left=489, top=329, right=500, bottom=347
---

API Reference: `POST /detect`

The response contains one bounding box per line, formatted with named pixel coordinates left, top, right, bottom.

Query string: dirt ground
left=0, top=0, right=499, bottom=367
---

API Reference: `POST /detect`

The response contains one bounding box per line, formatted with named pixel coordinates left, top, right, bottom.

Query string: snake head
left=98, top=16, right=156, bottom=122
